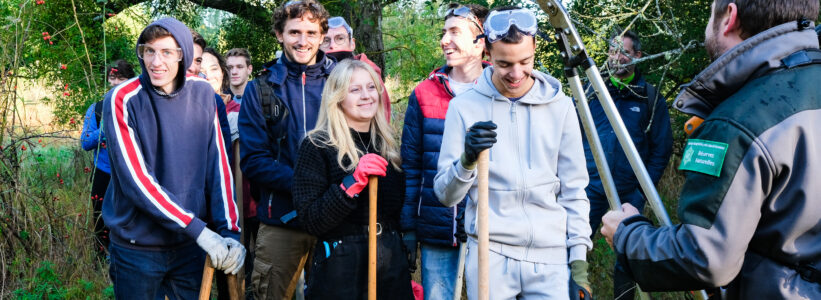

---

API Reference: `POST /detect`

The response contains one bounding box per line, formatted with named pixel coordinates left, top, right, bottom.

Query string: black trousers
left=305, top=229, right=414, bottom=300
left=90, top=168, right=111, bottom=254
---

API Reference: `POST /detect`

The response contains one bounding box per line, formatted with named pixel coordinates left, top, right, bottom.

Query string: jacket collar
left=674, top=21, right=819, bottom=118
left=428, top=61, right=492, bottom=97
left=266, top=50, right=335, bottom=86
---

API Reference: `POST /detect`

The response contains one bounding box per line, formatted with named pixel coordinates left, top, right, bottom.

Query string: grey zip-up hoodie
left=434, top=67, right=593, bottom=264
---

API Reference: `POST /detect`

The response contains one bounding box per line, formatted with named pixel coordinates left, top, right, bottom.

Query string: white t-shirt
left=448, top=78, right=475, bottom=96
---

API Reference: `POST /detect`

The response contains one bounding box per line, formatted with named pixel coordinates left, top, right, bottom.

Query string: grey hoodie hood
left=136, top=17, right=194, bottom=92
left=674, top=21, right=818, bottom=118
left=473, top=66, right=566, bottom=105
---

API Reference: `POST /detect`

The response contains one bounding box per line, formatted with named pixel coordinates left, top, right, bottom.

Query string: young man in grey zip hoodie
left=434, top=6, right=592, bottom=299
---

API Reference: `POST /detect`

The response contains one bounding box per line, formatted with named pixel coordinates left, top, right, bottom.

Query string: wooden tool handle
left=199, top=256, right=215, bottom=300
left=477, top=150, right=489, bottom=300
left=368, top=176, right=378, bottom=300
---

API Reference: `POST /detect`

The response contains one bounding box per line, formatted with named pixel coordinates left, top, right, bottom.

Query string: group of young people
left=81, top=0, right=821, bottom=299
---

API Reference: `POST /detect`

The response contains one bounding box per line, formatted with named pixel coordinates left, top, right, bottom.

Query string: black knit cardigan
left=292, top=129, right=405, bottom=238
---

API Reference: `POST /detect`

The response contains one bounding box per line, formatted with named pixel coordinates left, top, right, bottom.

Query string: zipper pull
left=301, top=72, right=306, bottom=86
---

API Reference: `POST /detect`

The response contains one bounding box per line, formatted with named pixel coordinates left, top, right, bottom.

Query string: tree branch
left=110, top=0, right=272, bottom=31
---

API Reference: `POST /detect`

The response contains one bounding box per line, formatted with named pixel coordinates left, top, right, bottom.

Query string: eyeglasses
left=137, top=44, right=183, bottom=62
left=321, top=34, right=351, bottom=48
left=445, top=6, right=483, bottom=32
left=483, top=9, right=538, bottom=44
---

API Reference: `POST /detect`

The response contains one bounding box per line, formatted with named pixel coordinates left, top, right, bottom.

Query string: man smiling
left=102, top=17, right=243, bottom=299
left=238, top=0, right=336, bottom=298
left=434, top=6, right=592, bottom=299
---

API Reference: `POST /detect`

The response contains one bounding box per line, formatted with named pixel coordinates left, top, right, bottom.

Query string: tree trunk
left=341, top=0, right=387, bottom=73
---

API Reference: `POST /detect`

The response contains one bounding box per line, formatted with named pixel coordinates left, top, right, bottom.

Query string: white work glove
left=196, top=228, right=230, bottom=270
left=223, top=237, right=246, bottom=275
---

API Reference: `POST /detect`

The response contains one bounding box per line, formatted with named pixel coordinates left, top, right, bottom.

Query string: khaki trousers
left=252, top=223, right=316, bottom=300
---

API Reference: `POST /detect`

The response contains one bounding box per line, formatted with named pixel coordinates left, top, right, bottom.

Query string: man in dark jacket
left=602, top=1, right=821, bottom=299
left=237, top=1, right=335, bottom=298
left=583, top=29, right=673, bottom=299
left=400, top=4, right=489, bottom=299
left=103, top=17, right=243, bottom=299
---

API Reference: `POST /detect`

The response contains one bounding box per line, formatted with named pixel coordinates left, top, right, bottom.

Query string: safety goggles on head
left=443, top=6, right=483, bottom=32
left=137, top=44, right=183, bottom=62
left=483, top=9, right=538, bottom=44
left=328, top=17, right=353, bottom=36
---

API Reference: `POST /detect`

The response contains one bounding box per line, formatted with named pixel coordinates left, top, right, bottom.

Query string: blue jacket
left=582, top=71, right=673, bottom=198
left=239, top=52, right=335, bottom=227
left=81, top=101, right=110, bottom=174
left=400, top=65, right=487, bottom=247
left=102, top=18, right=240, bottom=249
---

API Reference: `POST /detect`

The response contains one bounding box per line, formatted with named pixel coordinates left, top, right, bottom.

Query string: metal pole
left=565, top=72, right=622, bottom=210
left=582, top=65, right=671, bottom=226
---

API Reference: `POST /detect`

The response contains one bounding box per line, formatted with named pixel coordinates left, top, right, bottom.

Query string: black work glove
left=402, top=231, right=418, bottom=273
left=454, top=206, right=467, bottom=243
left=460, top=121, right=497, bottom=170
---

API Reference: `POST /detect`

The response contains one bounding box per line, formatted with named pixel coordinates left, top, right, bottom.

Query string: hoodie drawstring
left=527, top=105, right=532, bottom=169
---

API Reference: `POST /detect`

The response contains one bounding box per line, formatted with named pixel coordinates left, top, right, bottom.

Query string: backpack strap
left=254, top=74, right=289, bottom=161
left=643, top=83, right=659, bottom=135
left=94, top=100, right=104, bottom=127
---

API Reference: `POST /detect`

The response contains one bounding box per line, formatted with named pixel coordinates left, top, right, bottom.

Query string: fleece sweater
left=102, top=17, right=240, bottom=249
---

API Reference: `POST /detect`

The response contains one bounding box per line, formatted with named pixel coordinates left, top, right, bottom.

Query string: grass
left=1, top=137, right=113, bottom=299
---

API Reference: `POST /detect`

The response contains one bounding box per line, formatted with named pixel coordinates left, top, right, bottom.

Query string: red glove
left=340, top=153, right=388, bottom=198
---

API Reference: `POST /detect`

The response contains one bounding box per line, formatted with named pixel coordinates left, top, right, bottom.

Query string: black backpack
left=254, top=60, right=290, bottom=161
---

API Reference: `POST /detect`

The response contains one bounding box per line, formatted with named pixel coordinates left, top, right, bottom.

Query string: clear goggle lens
left=484, top=9, right=538, bottom=43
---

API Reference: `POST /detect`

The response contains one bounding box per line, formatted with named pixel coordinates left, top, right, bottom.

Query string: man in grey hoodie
left=434, top=6, right=592, bottom=299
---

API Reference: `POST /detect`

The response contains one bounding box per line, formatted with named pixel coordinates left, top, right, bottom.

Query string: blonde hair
left=308, top=59, right=401, bottom=172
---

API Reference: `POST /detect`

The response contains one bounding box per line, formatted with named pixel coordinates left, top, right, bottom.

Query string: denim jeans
left=109, top=242, right=205, bottom=300
left=420, top=243, right=460, bottom=300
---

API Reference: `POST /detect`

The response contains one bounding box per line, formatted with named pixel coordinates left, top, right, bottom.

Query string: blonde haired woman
left=293, top=59, right=413, bottom=299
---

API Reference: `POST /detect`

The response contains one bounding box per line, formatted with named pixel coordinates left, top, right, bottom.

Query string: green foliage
left=215, top=16, right=280, bottom=71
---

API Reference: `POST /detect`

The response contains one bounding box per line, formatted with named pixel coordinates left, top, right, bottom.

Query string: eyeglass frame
left=481, top=9, right=539, bottom=44
left=137, top=44, right=183, bottom=62
left=321, top=34, right=353, bottom=48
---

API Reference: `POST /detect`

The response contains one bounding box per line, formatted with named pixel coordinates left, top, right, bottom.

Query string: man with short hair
left=434, top=6, right=592, bottom=299
left=238, top=0, right=336, bottom=298
left=601, top=1, right=821, bottom=298
left=225, top=48, right=253, bottom=103
left=399, top=4, right=489, bottom=299
left=320, top=16, right=391, bottom=121
left=102, top=17, right=244, bottom=299
left=584, top=29, right=673, bottom=300
left=187, top=30, right=207, bottom=76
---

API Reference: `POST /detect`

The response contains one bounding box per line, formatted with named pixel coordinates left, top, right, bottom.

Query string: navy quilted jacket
left=400, top=64, right=487, bottom=247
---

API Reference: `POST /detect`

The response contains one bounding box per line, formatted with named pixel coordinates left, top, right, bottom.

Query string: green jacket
left=613, top=21, right=821, bottom=299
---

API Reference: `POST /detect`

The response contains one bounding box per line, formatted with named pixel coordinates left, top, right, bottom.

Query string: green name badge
left=679, top=139, right=728, bottom=177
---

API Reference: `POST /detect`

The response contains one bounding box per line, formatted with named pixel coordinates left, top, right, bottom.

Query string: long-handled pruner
left=533, top=1, right=710, bottom=299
